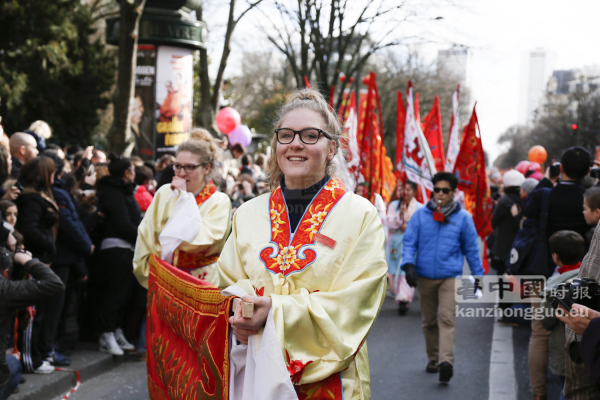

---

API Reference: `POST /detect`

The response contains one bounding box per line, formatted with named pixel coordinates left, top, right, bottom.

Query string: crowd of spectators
left=0, top=121, right=268, bottom=398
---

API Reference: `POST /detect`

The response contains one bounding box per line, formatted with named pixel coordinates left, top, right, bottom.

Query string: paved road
left=369, top=294, right=493, bottom=400
left=59, top=294, right=568, bottom=399
left=52, top=360, right=148, bottom=400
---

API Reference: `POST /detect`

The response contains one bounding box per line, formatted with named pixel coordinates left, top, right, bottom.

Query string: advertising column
left=132, top=45, right=157, bottom=159
left=154, top=46, right=194, bottom=157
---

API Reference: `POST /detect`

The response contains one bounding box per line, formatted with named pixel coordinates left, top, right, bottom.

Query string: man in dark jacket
left=0, top=249, right=64, bottom=398
left=523, top=146, right=590, bottom=246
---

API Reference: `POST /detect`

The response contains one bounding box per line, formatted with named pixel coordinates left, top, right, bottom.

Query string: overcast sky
left=205, top=0, right=600, bottom=163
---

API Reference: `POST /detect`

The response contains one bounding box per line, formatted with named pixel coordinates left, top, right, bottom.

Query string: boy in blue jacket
left=402, top=172, right=484, bottom=383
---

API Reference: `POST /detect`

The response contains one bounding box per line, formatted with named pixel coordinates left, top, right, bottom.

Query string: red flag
left=395, top=91, right=406, bottom=181
left=328, top=85, right=335, bottom=108
left=453, top=104, right=493, bottom=238
left=304, top=76, right=311, bottom=89
left=402, top=81, right=436, bottom=202
left=445, top=85, right=461, bottom=172
left=422, top=95, right=446, bottom=173
left=415, top=92, right=422, bottom=128
left=339, top=91, right=360, bottom=173
left=357, top=72, right=394, bottom=203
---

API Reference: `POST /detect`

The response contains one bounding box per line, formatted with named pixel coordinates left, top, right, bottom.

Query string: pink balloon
left=228, top=125, right=252, bottom=147
left=528, top=171, right=543, bottom=181
left=216, top=107, right=241, bottom=134
left=515, top=160, right=531, bottom=175
left=529, top=162, right=542, bottom=173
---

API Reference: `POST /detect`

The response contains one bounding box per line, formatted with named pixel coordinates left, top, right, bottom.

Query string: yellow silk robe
left=216, top=178, right=387, bottom=400
left=133, top=184, right=232, bottom=288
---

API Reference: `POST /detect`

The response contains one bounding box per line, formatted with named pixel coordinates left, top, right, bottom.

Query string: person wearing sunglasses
left=133, top=136, right=232, bottom=288
left=401, top=172, right=484, bottom=383
left=214, top=89, right=386, bottom=399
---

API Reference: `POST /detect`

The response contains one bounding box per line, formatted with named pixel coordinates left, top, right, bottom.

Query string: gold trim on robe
left=216, top=176, right=387, bottom=400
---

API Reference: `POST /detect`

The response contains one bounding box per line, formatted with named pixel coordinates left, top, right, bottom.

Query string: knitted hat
left=521, top=178, right=539, bottom=194
left=503, top=170, right=525, bottom=188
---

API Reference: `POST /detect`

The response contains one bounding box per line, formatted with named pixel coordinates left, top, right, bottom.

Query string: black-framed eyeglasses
left=274, top=128, right=332, bottom=145
left=173, top=163, right=205, bottom=173
left=433, top=187, right=452, bottom=194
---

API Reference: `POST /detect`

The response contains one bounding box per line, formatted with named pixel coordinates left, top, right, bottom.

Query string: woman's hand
left=2, top=186, right=20, bottom=201
left=170, top=176, right=187, bottom=192
left=510, top=203, right=520, bottom=217
left=556, top=304, right=600, bottom=335
left=229, top=295, right=272, bottom=344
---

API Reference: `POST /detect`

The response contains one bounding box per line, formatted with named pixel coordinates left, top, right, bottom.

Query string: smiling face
left=276, top=108, right=335, bottom=189
left=175, top=150, right=210, bottom=194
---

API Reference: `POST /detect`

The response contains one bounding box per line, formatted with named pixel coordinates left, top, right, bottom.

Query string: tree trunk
left=198, top=46, right=219, bottom=136
left=109, top=0, right=146, bottom=155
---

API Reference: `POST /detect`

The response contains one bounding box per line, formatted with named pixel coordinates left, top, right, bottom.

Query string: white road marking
left=489, top=322, right=517, bottom=400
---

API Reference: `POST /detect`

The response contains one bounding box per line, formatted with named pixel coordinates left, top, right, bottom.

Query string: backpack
left=507, top=189, right=553, bottom=276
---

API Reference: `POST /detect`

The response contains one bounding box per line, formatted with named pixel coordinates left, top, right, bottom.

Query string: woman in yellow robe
left=216, top=89, right=387, bottom=400
left=133, top=138, right=231, bottom=287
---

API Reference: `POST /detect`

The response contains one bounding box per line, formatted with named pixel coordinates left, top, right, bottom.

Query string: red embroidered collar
left=195, top=180, right=216, bottom=206
left=259, top=177, right=347, bottom=276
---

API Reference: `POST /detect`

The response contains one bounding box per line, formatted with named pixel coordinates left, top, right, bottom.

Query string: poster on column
left=132, top=45, right=156, bottom=160
left=154, top=46, right=193, bottom=157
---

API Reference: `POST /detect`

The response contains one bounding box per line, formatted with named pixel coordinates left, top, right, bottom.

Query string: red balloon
left=529, top=162, right=542, bottom=173
left=528, top=145, right=547, bottom=164
left=515, top=160, right=531, bottom=175
left=215, top=107, right=241, bottom=134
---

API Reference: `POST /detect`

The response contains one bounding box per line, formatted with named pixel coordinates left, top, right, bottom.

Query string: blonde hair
left=28, top=120, right=52, bottom=139
left=189, top=128, right=219, bottom=161
left=176, top=139, right=218, bottom=170
left=267, top=89, right=341, bottom=190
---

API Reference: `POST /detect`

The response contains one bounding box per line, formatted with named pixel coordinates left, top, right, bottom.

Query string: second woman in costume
left=133, top=138, right=231, bottom=287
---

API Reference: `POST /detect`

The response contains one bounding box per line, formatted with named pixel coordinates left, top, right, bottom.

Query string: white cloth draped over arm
left=158, top=189, right=202, bottom=263
left=221, top=286, right=298, bottom=400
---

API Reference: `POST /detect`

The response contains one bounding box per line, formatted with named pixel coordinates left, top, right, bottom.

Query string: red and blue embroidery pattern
left=259, top=177, right=347, bottom=276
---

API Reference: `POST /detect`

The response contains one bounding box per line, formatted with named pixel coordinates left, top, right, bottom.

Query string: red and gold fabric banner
left=358, top=72, right=395, bottom=203
left=395, top=90, right=406, bottom=181
left=422, top=95, right=446, bottom=174
left=146, top=254, right=231, bottom=400
left=453, top=105, right=493, bottom=238
left=414, top=92, right=422, bottom=129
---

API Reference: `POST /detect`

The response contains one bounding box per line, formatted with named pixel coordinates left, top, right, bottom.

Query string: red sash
left=259, top=177, right=347, bottom=276
left=147, top=254, right=231, bottom=400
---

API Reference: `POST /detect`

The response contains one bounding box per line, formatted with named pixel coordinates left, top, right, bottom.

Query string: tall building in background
left=437, top=45, right=472, bottom=92
left=519, top=48, right=556, bottom=126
